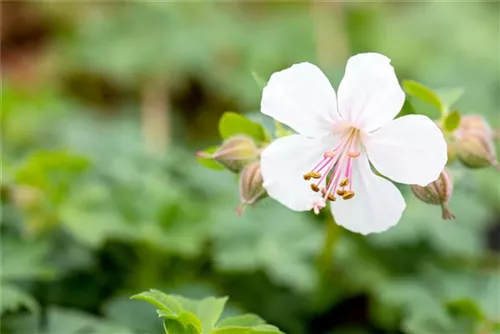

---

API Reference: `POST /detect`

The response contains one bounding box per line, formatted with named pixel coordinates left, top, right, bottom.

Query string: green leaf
left=218, top=112, right=270, bottom=143
left=162, top=311, right=203, bottom=334
left=211, top=326, right=252, bottom=334
left=164, top=319, right=190, bottom=334
left=196, top=146, right=225, bottom=171
left=211, top=325, right=282, bottom=334
left=435, top=88, right=464, bottom=110
left=251, top=324, right=283, bottom=333
left=131, top=289, right=183, bottom=314
left=443, top=110, right=461, bottom=132
left=397, top=99, right=416, bottom=118
left=173, top=296, right=228, bottom=332
left=217, top=314, right=265, bottom=328
left=163, top=311, right=203, bottom=334
left=251, top=72, right=267, bottom=91
left=0, top=284, right=39, bottom=314
left=403, top=80, right=442, bottom=113
left=447, top=298, right=485, bottom=321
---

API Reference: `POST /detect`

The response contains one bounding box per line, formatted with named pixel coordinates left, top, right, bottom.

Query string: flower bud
left=197, top=135, right=260, bottom=172
left=455, top=115, right=499, bottom=170
left=410, top=169, right=455, bottom=220
left=459, top=115, right=492, bottom=136
left=456, top=133, right=498, bottom=170
left=236, top=161, right=266, bottom=216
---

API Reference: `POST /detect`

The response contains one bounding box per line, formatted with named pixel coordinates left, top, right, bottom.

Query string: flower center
left=303, top=128, right=361, bottom=211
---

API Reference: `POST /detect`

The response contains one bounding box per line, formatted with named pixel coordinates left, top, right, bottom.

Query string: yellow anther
left=336, top=189, right=346, bottom=196
left=310, top=172, right=322, bottom=179
left=327, top=193, right=336, bottom=202
left=342, top=191, right=355, bottom=200
left=310, top=184, right=320, bottom=192
left=348, top=151, right=360, bottom=158
left=323, top=151, right=336, bottom=158
left=303, top=173, right=312, bottom=181
left=339, top=178, right=349, bottom=187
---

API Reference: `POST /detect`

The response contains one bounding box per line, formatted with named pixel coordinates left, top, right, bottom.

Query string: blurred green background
left=1, top=2, right=499, bottom=334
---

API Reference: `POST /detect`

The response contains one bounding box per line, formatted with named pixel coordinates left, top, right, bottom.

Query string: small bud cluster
left=410, top=168, right=455, bottom=220
left=198, top=135, right=266, bottom=215
left=414, top=114, right=498, bottom=220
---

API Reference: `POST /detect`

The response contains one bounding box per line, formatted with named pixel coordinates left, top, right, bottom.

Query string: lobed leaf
left=219, top=112, right=270, bottom=143
left=131, top=289, right=184, bottom=314
left=403, top=80, right=442, bottom=113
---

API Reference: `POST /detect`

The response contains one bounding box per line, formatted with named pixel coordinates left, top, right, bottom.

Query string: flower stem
left=317, top=216, right=341, bottom=276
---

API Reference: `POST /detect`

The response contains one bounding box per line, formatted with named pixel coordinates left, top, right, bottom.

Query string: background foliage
left=1, top=2, right=499, bottom=334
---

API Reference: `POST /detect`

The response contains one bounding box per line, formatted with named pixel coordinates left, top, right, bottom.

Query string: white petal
left=337, top=53, right=405, bottom=131
left=364, top=114, right=447, bottom=186
left=331, top=152, right=406, bottom=235
left=261, top=62, right=340, bottom=138
left=261, top=134, right=335, bottom=211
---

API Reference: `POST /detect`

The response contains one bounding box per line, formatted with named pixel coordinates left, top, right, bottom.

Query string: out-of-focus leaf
left=15, top=150, right=90, bottom=206
left=251, top=72, right=267, bottom=91
left=435, top=87, right=464, bottom=110
left=403, top=80, right=442, bottom=113
left=0, top=313, right=38, bottom=334
left=1, top=236, right=53, bottom=281
left=443, top=110, right=461, bottom=132
left=102, top=295, right=163, bottom=334
left=46, top=306, right=133, bottom=334
left=212, top=202, right=321, bottom=293
left=219, top=112, right=271, bottom=143
left=369, top=189, right=490, bottom=258
left=0, top=284, right=39, bottom=314
left=447, top=298, right=484, bottom=321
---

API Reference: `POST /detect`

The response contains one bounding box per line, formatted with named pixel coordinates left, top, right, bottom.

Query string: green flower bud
left=457, top=134, right=498, bottom=169
left=410, top=168, right=455, bottom=220
left=236, top=161, right=266, bottom=216
left=198, top=135, right=259, bottom=172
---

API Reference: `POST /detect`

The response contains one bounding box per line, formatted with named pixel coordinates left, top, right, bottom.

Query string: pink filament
left=305, top=128, right=360, bottom=202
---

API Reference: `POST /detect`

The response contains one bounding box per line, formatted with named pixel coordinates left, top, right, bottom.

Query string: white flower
left=260, top=53, right=447, bottom=235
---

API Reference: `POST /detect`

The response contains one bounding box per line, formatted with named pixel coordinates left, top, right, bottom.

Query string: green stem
left=317, top=216, right=341, bottom=276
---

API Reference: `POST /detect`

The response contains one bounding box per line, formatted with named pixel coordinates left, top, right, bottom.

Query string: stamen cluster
left=303, top=129, right=361, bottom=212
